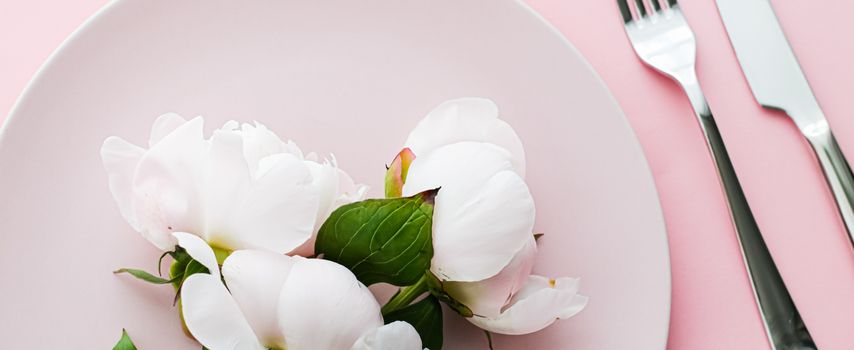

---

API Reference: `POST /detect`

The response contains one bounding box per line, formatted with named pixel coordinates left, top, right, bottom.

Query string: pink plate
left=0, top=1, right=669, bottom=349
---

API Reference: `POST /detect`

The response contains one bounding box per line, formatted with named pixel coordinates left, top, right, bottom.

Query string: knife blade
left=717, top=0, right=854, bottom=251
left=716, top=0, right=820, bottom=125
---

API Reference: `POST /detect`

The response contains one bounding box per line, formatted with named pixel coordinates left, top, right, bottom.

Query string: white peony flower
left=101, top=114, right=366, bottom=254
left=398, top=98, right=587, bottom=335
left=173, top=232, right=422, bottom=350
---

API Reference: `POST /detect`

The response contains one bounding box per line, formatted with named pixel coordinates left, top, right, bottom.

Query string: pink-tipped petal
left=467, top=276, right=588, bottom=335
left=384, top=148, right=416, bottom=198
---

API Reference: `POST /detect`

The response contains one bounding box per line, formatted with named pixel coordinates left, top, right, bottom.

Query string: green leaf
left=114, top=268, right=177, bottom=285
left=384, top=295, right=443, bottom=350
left=113, top=247, right=194, bottom=289
left=112, top=329, right=137, bottom=350
left=316, top=189, right=438, bottom=286
left=115, top=245, right=211, bottom=311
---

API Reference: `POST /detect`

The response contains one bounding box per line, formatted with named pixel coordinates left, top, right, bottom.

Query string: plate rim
left=477, top=3, right=672, bottom=346
left=0, top=0, right=672, bottom=347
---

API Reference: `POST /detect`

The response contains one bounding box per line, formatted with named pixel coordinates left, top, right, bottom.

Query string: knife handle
left=679, top=74, right=816, bottom=350
left=805, top=124, right=854, bottom=248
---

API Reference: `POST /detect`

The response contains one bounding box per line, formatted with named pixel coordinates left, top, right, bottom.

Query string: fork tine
left=634, top=0, right=647, bottom=17
left=649, top=0, right=662, bottom=12
left=617, top=0, right=633, bottom=22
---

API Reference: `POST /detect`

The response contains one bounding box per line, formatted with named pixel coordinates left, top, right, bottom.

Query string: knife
left=717, top=0, right=854, bottom=252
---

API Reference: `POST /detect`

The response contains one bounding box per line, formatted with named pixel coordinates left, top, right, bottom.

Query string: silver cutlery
left=615, top=1, right=815, bottom=349
left=717, top=0, right=854, bottom=249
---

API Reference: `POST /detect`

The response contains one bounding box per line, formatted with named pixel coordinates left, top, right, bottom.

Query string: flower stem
left=381, top=274, right=430, bottom=315
left=484, top=331, right=494, bottom=350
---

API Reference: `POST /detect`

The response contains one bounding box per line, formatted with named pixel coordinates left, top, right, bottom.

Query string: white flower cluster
left=101, top=98, right=586, bottom=350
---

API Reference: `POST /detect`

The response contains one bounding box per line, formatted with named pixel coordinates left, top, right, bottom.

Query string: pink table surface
left=2, top=1, right=853, bottom=349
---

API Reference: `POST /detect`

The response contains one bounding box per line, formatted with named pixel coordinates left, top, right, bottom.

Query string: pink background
left=2, top=1, right=853, bottom=349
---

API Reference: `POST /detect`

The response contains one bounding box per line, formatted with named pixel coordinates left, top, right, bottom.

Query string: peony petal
left=148, top=113, right=188, bottom=147
left=221, top=153, right=318, bottom=253
left=304, top=160, right=341, bottom=231
left=403, top=142, right=535, bottom=282
left=240, top=122, right=288, bottom=176
left=173, top=232, right=220, bottom=278
left=101, top=136, right=145, bottom=231
left=332, top=168, right=368, bottom=209
left=404, top=98, right=526, bottom=177
left=132, top=116, right=208, bottom=250
left=278, top=259, right=383, bottom=350
left=181, top=273, right=265, bottom=350
left=284, top=140, right=306, bottom=160
left=291, top=163, right=368, bottom=257
left=288, top=238, right=315, bottom=258
left=286, top=160, right=339, bottom=257
left=467, top=276, right=588, bottom=335
left=443, top=236, right=537, bottom=318
left=202, top=127, right=253, bottom=249
left=350, top=321, right=423, bottom=350
left=221, top=250, right=296, bottom=349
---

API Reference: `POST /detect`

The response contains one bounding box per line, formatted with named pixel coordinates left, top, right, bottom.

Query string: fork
left=616, top=1, right=816, bottom=349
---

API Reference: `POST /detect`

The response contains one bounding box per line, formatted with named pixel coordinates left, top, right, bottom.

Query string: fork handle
left=805, top=125, right=854, bottom=248
left=683, top=79, right=816, bottom=350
